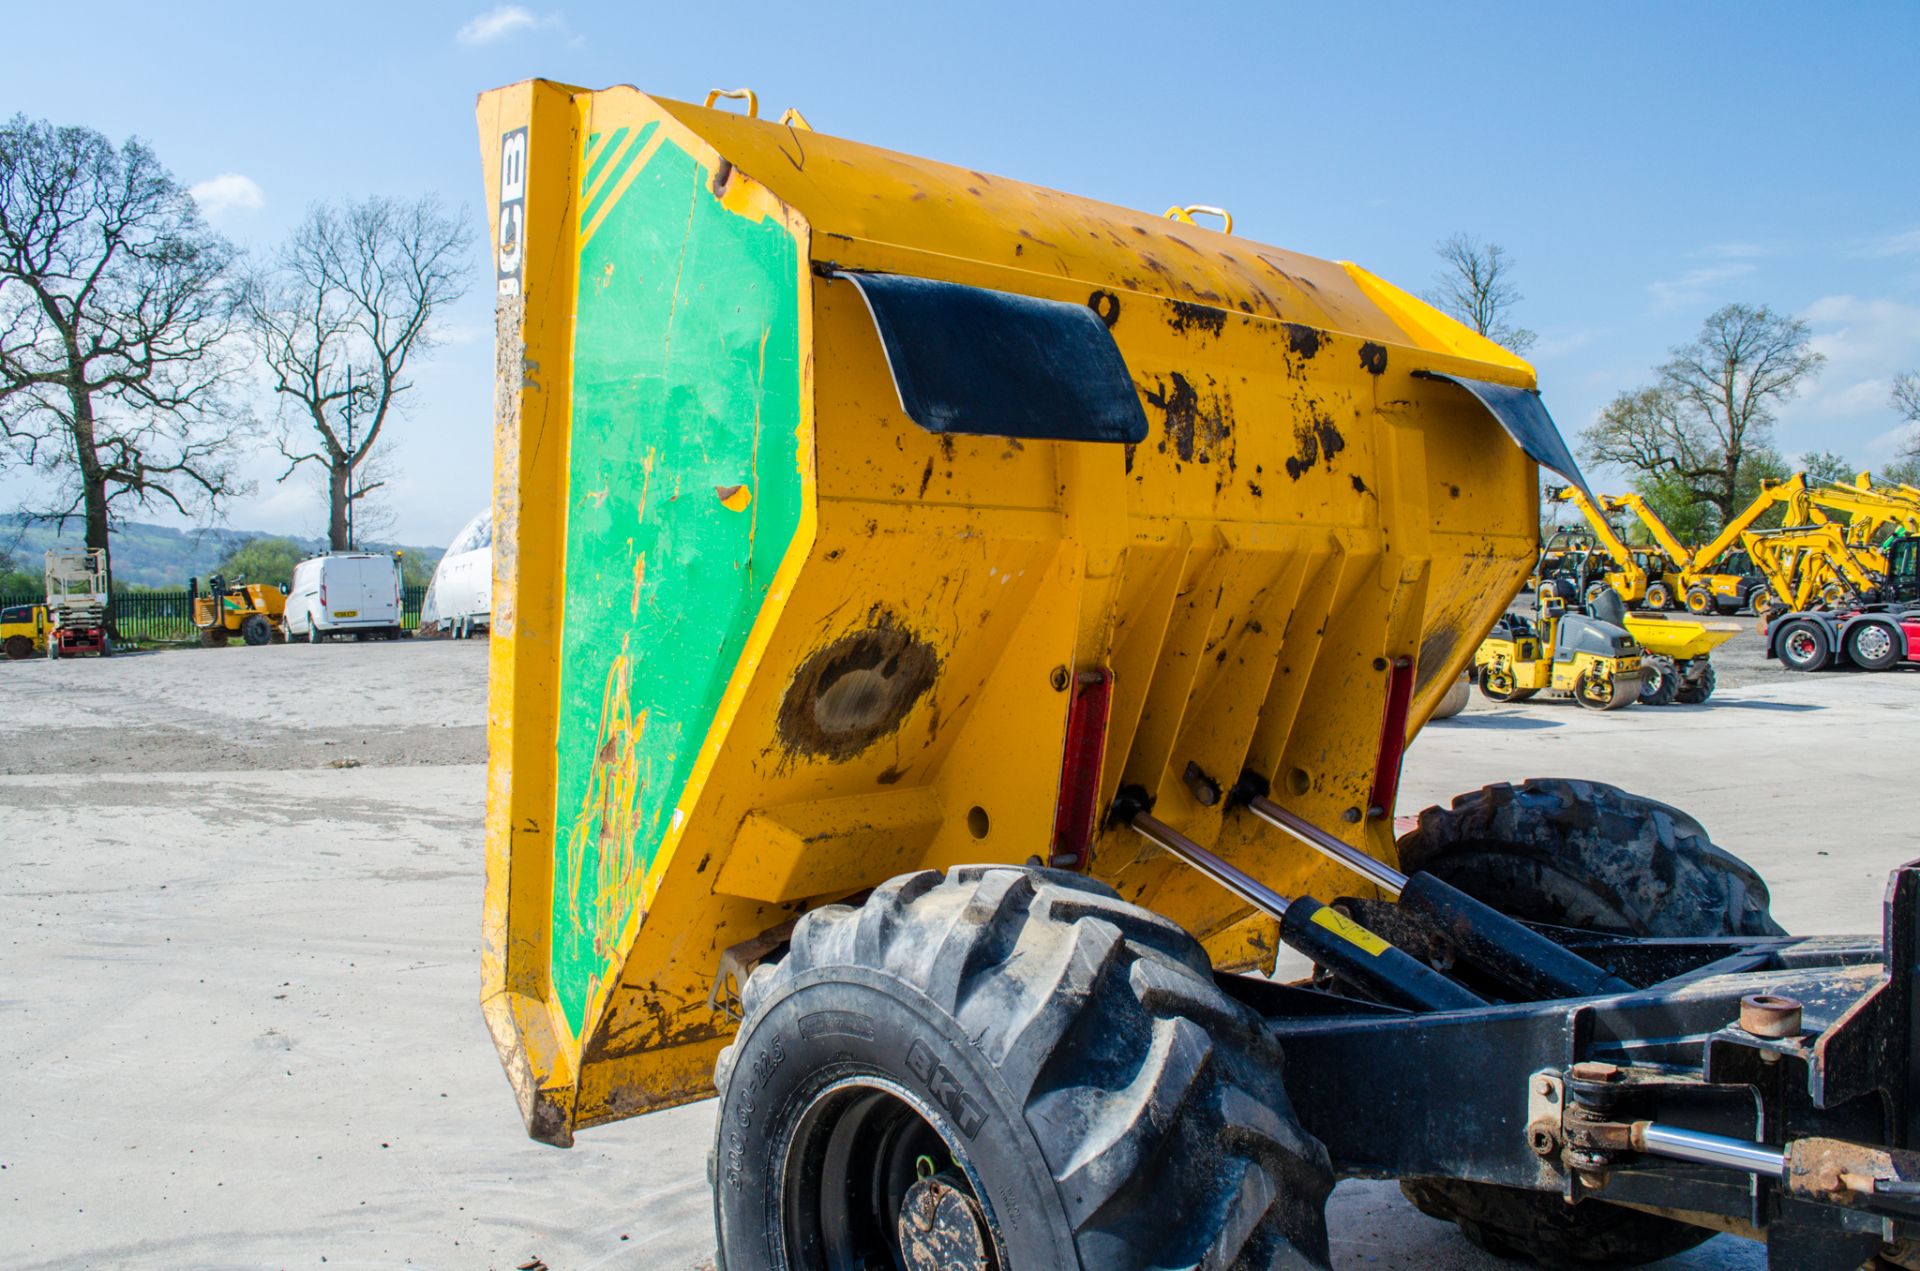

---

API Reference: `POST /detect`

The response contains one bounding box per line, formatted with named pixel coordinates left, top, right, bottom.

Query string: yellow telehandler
left=474, top=79, right=1920, bottom=1269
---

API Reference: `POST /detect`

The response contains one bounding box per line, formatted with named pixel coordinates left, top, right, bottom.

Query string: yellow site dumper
left=477, top=80, right=1920, bottom=1269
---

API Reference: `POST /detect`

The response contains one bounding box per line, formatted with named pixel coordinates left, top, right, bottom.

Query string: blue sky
left=4, top=1, right=1918, bottom=547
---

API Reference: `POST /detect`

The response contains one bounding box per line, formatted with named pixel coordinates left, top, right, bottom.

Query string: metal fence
left=0, top=586, right=429, bottom=644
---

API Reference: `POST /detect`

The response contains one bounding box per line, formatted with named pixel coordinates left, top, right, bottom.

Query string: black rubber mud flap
left=840, top=271, right=1150, bottom=444
left=1415, top=370, right=1591, bottom=498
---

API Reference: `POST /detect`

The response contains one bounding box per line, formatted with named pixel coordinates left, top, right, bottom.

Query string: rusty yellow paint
left=479, top=81, right=1548, bottom=1146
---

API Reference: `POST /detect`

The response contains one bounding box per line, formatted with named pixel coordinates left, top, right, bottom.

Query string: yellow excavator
left=1550, top=482, right=1786, bottom=614
left=1741, top=522, right=1887, bottom=612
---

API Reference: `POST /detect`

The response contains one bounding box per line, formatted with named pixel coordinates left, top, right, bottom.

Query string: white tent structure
left=420, top=507, right=492, bottom=637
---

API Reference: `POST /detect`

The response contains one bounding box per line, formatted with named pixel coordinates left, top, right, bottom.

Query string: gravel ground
left=4, top=630, right=1915, bottom=1269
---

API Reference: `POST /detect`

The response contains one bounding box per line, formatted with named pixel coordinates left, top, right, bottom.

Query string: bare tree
left=1581, top=303, right=1823, bottom=526
left=240, top=196, right=472, bottom=550
left=1424, top=232, right=1536, bottom=354
left=0, top=115, right=248, bottom=590
left=1896, top=372, right=1920, bottom=463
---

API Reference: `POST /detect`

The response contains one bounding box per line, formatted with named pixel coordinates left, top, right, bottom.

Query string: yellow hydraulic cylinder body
left=477, top=80, right=1550, bottom=1145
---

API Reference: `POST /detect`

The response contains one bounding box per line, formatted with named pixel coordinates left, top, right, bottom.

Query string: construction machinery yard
left=3, top=635, right=1913, bottom=1270
left=6, top=52, right=1920, bottom=1271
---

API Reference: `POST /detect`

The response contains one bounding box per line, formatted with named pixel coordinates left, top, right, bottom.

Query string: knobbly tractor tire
left=241, top=614, right=273, bottom=647
left=711, top=865, right=1334, bottom=1271
left=1675, top=661, right=1717, bottom=705
left=1392, top=778, right=1783, bottom=1267
left=1636, top=656, right=1680, bottom=706
left=1641, top=582, right=1671, bottom=611
left=201, top=626, right=229, bottom=648
left=1745, top=586, right=1772, bottom=617
left=1684, top=586, right=1714, bottom=615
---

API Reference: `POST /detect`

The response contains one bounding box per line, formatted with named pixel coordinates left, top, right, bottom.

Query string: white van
left=285, top=552, right=404, bottom=642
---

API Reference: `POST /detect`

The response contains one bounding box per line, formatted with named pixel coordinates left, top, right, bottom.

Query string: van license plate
left=334, top=610, right=358, bottom=618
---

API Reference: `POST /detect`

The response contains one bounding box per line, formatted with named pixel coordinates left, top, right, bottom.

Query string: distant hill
left=0, top=514, right=443, bottom=588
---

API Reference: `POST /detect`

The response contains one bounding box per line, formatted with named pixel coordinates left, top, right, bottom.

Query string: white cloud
left=1646, top=260, right=1756, bottom=311
left=1693, top=241, right=1770, bottom=260
left=456, top=5, right=568, bottom=44
left=1867, top=228, right=1920, bottom=258
left=1774, top=294, right=1920, bottom=463
left=188, top=173, right=264, bottom=218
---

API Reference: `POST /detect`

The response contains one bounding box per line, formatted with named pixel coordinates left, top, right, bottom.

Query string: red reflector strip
left=1050, top=669, right=1113, bottom=870
left=1367, top=656, right=1415, bottom=819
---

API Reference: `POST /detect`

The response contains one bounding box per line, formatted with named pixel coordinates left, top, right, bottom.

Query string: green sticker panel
left=552, top=131, right=803, bottom=1035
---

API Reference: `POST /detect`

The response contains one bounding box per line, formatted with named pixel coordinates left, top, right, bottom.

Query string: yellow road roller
left=476, top=79, right=1920, bottom=1269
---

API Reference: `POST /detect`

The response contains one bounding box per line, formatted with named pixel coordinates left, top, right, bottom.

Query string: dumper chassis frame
left=1245, top=878, right=1920, bottom=1270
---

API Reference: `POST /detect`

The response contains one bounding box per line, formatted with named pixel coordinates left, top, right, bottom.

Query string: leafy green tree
left=1880, top=456, right=1920, bottom=489
left=395, top=551, right=433, bottom=590
left=1629, top=472, right=1714, bottom=545
left=212, top=535, right=306, bottom=587
left=0, top=546, right=38, bottom=594
left=1798, top=450, right=1857, bottom=488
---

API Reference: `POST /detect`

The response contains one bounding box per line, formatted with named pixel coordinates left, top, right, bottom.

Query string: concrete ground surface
left=2, top=624, right=1910, bottom=1270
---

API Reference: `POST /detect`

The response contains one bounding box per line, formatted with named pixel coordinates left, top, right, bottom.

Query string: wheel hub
left=1858, top=627, right=1893, bottom=661
left=897, top=1170, right=995, bottom=1270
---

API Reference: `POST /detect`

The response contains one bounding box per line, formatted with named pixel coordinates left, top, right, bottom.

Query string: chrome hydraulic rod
left=1630, top=1123, right=1787, bottom=1178
left=1128, top=809, right=1292, bottom=917
left=1244, top=792, right=1406, bottom=894
left=1122, top=799, right=1484, bottom=1012
left=1239, top=786, right=1633, bottom=998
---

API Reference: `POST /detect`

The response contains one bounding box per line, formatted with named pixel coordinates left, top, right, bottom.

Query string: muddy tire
left=1399, top=1177, right=1713, bottom=1269
left=711, top=866, right=1334, bottom=1271
left=1675, top=661, right=1717, bottom=705
left=1393, top=778, right=1782, bottom=1265
left=3, top=635, right=31, bottom=661
left=1396, top=778, right=1784, bottom=939
left=1637, top=656, right=1680, bottom=706
left=241, top=614, right=273, bottom=647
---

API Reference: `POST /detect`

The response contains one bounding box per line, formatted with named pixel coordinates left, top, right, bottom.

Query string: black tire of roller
left=711, top=865, right=1335, bottom=1271
left=1391, top=777, right=1785, bottom=1268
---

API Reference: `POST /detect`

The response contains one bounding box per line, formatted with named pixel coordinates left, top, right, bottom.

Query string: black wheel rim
left=779, top=1075, right=1001, bottom=1271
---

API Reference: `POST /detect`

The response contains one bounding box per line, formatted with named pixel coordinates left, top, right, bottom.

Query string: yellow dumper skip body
left=1619, top=613, right=1739, bottom=661
left=477, top=80, right=1558, bottom=1144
